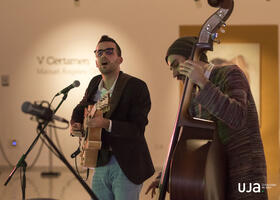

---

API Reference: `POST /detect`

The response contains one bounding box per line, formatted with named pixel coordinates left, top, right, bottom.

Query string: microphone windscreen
left=21, top=101, right=52, bottom=120
left=21, top=101, right=32, bottom=113
left=73, top=80, right=80, bottom=87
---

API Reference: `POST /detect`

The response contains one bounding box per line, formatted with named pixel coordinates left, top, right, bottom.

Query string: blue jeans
left=91, top=155, right=142, bottom=200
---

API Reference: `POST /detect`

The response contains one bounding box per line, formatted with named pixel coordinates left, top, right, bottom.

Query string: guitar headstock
left=96, top=93, right=110, bottom=113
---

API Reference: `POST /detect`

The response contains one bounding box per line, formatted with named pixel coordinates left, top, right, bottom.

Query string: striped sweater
left=190, top=65, right=268, bottom=200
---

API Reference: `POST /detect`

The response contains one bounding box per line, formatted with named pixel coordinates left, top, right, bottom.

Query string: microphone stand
left=4, top=93, right=98, bottom=200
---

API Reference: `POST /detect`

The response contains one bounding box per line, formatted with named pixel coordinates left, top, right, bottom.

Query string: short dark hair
left=97, top=35, right=122, bottom=57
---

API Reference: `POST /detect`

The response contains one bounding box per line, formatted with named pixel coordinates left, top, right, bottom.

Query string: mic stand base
left=39, top=130, right=98, bottom=199
left=41, top=171, right=61, bottom=178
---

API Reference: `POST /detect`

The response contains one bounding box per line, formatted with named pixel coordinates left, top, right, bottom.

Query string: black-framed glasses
left=94, top=48, right=114, bottom=57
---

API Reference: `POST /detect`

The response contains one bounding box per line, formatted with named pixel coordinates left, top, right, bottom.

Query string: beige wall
left=0, top=0, right=279, bottom=198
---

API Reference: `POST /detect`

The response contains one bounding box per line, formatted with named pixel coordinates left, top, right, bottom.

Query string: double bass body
left=170, top=122, right=226, bottom=200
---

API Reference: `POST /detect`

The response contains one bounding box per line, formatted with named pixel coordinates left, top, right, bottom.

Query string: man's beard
left=99, top=63, right=117, bottom=75
left=98, top=57, right=117, bottom=74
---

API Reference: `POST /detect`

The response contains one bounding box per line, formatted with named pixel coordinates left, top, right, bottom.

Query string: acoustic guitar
left=80, top=93, right=110, bottom=168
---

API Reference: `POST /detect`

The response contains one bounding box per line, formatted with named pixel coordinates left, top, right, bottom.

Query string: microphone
left=55, top=80, right=80, bottom=96
left=21, top=101, right=69, bottom=124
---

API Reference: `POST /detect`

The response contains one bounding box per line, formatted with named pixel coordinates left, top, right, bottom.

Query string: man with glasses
left=71, top=35, right=154, bottom=200
left=146, top=36, right=267, bottom=200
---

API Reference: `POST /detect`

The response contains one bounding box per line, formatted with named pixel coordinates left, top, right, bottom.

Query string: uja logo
left=238, top=183, right=262, bottom=193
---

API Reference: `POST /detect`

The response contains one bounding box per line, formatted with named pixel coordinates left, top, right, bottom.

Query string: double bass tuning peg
left=219, top=22, right=227, bottom=33
left=211, top=33, right=220, bottom=44
left=211, top=22, right=227, bottom=44
left=220, top=28, right=226, bottom=34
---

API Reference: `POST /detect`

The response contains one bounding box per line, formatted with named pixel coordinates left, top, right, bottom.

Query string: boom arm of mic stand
left=4, top=93, right=99, bottom=200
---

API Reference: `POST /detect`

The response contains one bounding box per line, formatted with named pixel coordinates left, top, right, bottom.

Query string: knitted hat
left=165, top=36, right=208, bottom=63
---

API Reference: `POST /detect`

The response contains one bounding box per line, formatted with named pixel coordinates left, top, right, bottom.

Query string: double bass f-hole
left=158, top=0, right=234, bottom=200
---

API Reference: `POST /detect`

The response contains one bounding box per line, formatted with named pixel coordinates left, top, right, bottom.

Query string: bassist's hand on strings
left=179, top=59, right=209, bottom=89
left=145, top=178, right=159, bottom=198
left=145, top=172, right=167, bottom=198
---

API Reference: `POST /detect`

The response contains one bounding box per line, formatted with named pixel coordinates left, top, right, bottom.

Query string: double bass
left=158, top=0, right=234, bottom=199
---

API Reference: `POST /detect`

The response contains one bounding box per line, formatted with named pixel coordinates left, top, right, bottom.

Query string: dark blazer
left=71, top=71, right=155, bottom=184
